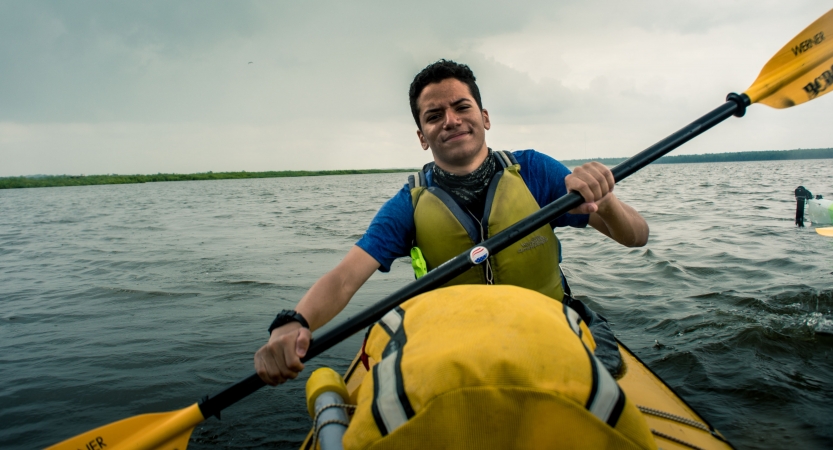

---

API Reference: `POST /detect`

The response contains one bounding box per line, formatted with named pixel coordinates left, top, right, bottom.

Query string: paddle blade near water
left=817, top=227, right=833, bottom=237
left=744, top=8, right=833, bottom=108
left=45, top=403, right=204, bottom=450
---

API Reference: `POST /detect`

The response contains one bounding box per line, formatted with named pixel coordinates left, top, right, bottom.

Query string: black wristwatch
left=267, top=309, right=310, bottom=335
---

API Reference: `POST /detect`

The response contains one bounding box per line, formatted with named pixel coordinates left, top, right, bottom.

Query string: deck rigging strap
left=636, top=405, right=711, bottom=431
left=649, top=429, right=705, bottom=450
left=637, top=405, right=717, bottom=450
left=311, top=403, right=357, bottom=450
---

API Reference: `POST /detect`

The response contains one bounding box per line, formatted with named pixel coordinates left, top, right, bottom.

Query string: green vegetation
left=3, top=148, right=831, bottom=190
left=562, top=148, right=833, bottom=167
left=0, top=169, right=417, bottom=190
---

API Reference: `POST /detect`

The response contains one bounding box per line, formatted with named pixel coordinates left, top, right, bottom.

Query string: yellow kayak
left=301, top=343, right=732, bottom=450
left=299, top=286, right=734, bottom=450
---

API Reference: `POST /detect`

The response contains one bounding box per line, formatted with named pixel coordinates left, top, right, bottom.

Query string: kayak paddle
left=48, top=8, right=833, bottom=450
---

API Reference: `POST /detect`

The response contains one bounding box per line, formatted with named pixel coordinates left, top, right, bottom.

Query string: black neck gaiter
left=432, top=150, right=496, bottom=218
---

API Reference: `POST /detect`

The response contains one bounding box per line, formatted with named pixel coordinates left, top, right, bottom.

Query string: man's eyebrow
left=422, top=98, right=472, bottom=116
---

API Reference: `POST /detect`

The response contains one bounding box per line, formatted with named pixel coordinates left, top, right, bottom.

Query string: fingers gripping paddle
left=48, top=8, right=833, bottom=450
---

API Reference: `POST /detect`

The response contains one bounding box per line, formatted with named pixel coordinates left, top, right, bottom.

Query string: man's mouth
left=443, top=131, right=470, bottom=142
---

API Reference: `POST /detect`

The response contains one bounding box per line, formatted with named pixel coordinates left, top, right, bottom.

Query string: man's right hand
left=254, top=322, right=312, bottom=386
left=253, top=246, right=380, bottom=386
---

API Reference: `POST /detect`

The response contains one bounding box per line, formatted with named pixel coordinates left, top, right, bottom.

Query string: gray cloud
left=0, top=1, right=538, bottom=123
left=1, top=1, right=830, bottom=176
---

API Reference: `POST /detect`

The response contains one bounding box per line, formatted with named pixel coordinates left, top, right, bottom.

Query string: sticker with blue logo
left=469, top=246, right=489, bottom=264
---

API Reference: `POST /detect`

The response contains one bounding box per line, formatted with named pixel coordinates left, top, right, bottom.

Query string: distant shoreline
left=0, top=168, right=418, bottom=190
left=560, top=148, right=832, bottom=168
left=1, top=148, right=831, bottom=190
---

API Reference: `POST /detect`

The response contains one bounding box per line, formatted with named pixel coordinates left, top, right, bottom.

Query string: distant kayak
left=817, top=227, right=833, bottom=236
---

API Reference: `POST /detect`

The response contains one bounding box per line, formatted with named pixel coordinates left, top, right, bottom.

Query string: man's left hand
left=566, top=161, right=649, bottom=247
left=565, top=162, right=615, bottom=214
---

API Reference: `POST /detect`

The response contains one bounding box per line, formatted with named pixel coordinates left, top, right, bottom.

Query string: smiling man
left=254, top=60, right=649, bottom=385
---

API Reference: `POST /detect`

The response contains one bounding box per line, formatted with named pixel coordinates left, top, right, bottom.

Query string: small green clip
left=410, top=247, right=428, bottom=279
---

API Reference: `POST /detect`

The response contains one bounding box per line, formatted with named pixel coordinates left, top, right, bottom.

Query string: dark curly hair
left=409, top=60, right=483, bottom=130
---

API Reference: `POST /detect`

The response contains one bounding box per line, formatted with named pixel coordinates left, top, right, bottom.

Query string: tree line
left=2, top=148, right=830, bottom=190
left=0, top=169, right=415, bottom=189
left=562, top=148, right=832, bottom=167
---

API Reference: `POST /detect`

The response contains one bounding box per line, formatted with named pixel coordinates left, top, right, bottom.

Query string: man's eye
left=427, top=114, right=440, bottom=122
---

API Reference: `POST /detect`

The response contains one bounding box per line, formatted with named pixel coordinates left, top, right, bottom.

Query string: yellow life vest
left=342, top=285, right=657, bottom=450
left=409, top=151, right=565, bottom=301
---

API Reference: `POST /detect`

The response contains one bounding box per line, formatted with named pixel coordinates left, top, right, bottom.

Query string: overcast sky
left=1, top=1, right=830, bottom=176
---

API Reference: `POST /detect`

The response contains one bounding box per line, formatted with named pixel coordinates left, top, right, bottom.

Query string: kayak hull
left=300, top=340, right=733, bottom=449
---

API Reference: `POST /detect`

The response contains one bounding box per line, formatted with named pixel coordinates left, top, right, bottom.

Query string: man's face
left=416, top=78, right=490, bottom=173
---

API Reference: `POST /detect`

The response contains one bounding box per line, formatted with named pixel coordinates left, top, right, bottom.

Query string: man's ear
left=417, top=129, right=429, bottom=150
left=482, top=108, right=491, bottom=130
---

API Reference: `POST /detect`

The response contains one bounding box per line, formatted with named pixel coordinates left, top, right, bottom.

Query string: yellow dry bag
left=343, top=285, right=656, bottom=450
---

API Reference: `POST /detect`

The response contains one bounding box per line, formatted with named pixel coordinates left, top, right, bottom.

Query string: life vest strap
left=494, top=149, right=517, bottom=167
left=408, top=171, right=426, bottom=190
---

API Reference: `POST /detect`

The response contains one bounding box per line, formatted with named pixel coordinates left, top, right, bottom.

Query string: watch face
left=269, top=310, right=295, bottom=333
left=279, top=312, right=296, bottom=324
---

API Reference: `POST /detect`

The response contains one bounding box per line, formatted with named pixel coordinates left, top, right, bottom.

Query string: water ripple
left=1, top=163, right=832, bottom=449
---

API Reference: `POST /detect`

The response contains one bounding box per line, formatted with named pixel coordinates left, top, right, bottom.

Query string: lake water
left=1, top=160, right=832, bottom=449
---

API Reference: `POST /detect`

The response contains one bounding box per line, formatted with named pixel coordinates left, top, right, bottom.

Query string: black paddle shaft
left=198, top=93, right=751, bottom=420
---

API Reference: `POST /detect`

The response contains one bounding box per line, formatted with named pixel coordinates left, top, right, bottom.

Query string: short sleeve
left=355, top=185, right=416, bottom=272
left=513, top=150, right=590, bottom=228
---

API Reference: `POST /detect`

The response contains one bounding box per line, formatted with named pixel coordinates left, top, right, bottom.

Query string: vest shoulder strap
left=407, top=170, right=427, bottom=190
left=494, top=150, right=518, bottom=168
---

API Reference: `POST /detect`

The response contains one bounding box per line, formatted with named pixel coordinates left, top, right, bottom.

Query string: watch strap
left=268, top=309, right=310, bottom=334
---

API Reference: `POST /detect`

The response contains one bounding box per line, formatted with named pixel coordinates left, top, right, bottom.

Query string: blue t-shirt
left=356, top=149, right=589, bottom=272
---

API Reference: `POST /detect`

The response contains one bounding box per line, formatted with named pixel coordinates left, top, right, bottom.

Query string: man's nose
left=443, top=109, right=461, bottom=128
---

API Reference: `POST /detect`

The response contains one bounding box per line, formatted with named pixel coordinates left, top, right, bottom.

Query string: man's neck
left=431, top=149, right=496, bottom=219
left=432, top=144, right=490, bottom=175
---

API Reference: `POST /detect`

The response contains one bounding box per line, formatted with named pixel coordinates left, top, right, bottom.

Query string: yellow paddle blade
left=817, top=227, right=833, bottom=237
left=745, top=8, right=833, bottom=108
left=46, top=403, right=204, bottom=450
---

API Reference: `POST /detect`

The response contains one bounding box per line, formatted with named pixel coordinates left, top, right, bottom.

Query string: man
left=254, top=60, right=648, bottom=386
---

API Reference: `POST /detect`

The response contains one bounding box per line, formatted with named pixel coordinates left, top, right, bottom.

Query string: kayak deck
left=615, top=341, right=733, bottom=449
left=301, top=341, right=733, bottom=449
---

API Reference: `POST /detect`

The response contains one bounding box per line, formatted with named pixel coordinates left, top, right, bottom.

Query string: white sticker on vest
left=469, top=246, right=489, bottom=264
